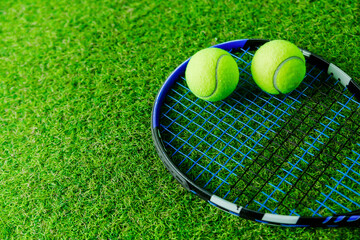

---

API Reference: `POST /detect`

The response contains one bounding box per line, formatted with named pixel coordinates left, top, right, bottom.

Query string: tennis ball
left=251, top=40, right=306, bottom=94
left=185, top=48, right=239, bottom=102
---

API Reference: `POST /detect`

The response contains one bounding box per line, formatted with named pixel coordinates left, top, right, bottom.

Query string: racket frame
left=151, top=39, right=360, bottom=227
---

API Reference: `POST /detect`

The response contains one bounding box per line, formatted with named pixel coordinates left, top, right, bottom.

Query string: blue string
left=313, top=152, right=360, bottom=215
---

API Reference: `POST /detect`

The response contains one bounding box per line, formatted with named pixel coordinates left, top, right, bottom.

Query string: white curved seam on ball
left=205, top=54, right=227, bottom=98
left=273, top=56, right=304, bottom=94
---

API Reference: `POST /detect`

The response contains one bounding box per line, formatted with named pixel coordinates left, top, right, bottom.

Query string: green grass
left=0, top=0, right=359, bottom=238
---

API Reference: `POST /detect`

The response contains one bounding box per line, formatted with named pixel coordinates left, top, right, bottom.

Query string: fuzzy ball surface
left=185, top=48, right=239, bottom=102
left=251, top=40, right=306, bottom=95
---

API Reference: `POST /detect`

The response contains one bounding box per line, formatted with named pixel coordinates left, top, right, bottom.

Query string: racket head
left=151, top=39, right=360, bottom=227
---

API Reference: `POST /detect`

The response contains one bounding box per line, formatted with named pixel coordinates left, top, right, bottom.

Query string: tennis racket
left=151, top=39, right=360, bottom=227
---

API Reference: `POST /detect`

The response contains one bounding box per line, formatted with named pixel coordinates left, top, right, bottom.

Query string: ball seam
left=205, top=54, right=228, bottom=98
left=273, top=56, right=304, bottom=94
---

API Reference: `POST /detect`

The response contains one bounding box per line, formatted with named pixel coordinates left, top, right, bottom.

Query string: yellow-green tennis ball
left=251, top=40, right=306, bottom=95
left=185, top=48, right=239, bottom=102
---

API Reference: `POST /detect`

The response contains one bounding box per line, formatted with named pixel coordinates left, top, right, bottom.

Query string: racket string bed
left=229, top=52, right=359, bottom=216
left=268, top=112, right=356, bottom=211
left=228, top=68, right=335, bottom=210
left=286, top=81, right=360, bottom=215
left=274, top=103, right=360, bottom=215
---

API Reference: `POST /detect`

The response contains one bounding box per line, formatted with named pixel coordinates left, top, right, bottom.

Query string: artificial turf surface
left=0, top=0, right=359, bottom=238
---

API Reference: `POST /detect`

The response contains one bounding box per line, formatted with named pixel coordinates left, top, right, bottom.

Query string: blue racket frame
left=151, top=39, right=360, bottom=227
